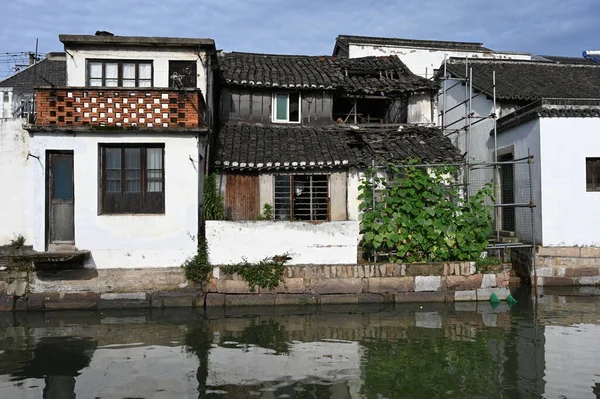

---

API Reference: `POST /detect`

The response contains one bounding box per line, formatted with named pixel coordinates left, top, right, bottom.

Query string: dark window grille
left=274, top=175, right=328, bottom=221
left=586, top=158, right=600, bottom=192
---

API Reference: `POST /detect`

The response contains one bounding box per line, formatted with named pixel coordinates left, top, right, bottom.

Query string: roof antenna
left=582, top=50, right=600, bottom=63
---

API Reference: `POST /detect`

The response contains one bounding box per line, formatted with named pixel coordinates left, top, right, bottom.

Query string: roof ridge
left=336, top=34, right=484, bottom=47
left=227, top=51, right=333, bottom=58
left=448, top=57, right=600, bottom=67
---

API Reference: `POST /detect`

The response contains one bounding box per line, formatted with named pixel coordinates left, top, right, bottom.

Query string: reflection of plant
left=361, top=333, right=503, bottom=398
left=223, top=319, right=289, bottom=355
left=184, top=324, right=212, bottom=396
left=359, top=161, right=493, bottom=262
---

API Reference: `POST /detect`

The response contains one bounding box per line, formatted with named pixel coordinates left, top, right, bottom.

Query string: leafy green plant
left=359, top=161, right=493, bottom=263
left=203, top=173, right=224, bottom=220
left=182, top=237, right=213, bottom=285
left=475, top=256, right=503, bottom=273
left=10, top=234, right=26, bottom=250
left=257, top=203, right=274, bottom=221
left=221, top=255, right=288, bottom=292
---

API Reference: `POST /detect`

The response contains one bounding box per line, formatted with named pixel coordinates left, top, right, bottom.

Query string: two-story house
left=206, top=52, right=461, bottom=265
left=25, top=32, right=217, bottom=269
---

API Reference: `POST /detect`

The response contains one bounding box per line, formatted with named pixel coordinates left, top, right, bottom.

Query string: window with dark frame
left=168, top=61, right=197, bottom=88
left=100, top=145, right=164, bottom=214
left=586, top=158, right=600, bottom=192
left=274, top=175, right=328, bottom=221
left=88, top=60, right=152, bottom=87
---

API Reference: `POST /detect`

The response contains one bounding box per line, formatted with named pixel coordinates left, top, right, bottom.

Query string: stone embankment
left=0, top=261, right=511, bottom=311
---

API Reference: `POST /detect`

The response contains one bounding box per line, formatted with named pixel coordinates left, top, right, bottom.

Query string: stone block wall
left=208, top=262, right=511, bottom=306
left=534, top=246, right=600, bottom=286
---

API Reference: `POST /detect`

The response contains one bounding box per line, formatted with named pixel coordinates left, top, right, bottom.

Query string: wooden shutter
left=225, top=173, right=259, bottom=220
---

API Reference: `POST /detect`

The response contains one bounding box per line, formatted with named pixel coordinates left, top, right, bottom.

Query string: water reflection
left=0, top=288, right=598, bottom=398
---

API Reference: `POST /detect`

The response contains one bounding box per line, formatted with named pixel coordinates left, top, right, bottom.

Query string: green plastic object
left=506, top=294, right=518, bottom=307
left=490, top=292, right=501, bottom=304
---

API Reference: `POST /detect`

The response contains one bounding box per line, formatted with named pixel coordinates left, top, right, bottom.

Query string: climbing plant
left=359, top=161, right=493, bottom=263
left=204, top=173, right=224, bottom=220
left=221, top=256, right=288, bottom=292
left=182, top=237, right=212, bottom=285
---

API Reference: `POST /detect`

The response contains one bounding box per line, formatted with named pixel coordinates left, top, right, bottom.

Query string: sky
left=1, top=0, right=600, bottom=77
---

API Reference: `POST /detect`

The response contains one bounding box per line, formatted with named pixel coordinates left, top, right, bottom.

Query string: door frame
left=45, top=150, right=75, bottom=251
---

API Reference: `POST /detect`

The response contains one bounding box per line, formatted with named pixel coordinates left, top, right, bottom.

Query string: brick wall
left=35, top=88, right=203, bottom=128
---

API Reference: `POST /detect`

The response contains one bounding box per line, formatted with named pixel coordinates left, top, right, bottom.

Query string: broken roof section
left=335, top=34, right=492, bottom=53
left=218, top=52, right=437, bottom=94
left=213, top=123, right=461, bottom=171
left=0, top=53, right=66, bottom=94
left=445, top=58, right=600, bottom=101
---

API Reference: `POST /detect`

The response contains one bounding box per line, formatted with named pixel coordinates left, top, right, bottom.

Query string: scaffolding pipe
left=442, top=54, right=447, bottom=129
left=528, top=148, right=537, bottom=294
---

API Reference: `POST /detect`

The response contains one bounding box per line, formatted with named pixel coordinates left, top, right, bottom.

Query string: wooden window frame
left=86, top=60, right=154, bottom=88
left=99, top=144, right=165, bottom=214
left=586, top=157, right=600, bottom=192
left=274, top=174, right=329, bottom=222
left=271, top=92, right=301, bottom=124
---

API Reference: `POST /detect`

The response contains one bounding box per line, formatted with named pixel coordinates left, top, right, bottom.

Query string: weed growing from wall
left=359, top=162, right=493, bottom=262
left=182, top=237, right=212, bottom=285
left=221, top=256, right=288, bottom=292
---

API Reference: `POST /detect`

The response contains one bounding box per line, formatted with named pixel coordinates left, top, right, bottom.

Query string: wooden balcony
left=33, top=87, right=205, bottom=130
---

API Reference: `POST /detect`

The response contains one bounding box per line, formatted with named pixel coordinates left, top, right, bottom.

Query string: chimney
left=28, top=52, right=36, bottom=65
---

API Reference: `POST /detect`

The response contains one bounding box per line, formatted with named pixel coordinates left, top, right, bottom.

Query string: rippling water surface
left=0, top=288, right=599, bottom=398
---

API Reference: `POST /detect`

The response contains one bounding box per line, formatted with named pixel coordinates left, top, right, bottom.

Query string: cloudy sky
left=1, top=0, right=599, bottom=76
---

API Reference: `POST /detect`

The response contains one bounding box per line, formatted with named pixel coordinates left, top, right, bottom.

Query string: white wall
left=539, top=118, right=600, bottom=246
left=65, top=47, right=208, bottom=94
left=348, top=44, right=530, bottom=77
left=496, top=119, right=542, bottom=244
left=206, top=221, right=359, bottom=265
left=29, top=132, right=199, bottom=268
left=408, top=93, right=434, bottom=124
left=0, top=118, right=33, bottom=246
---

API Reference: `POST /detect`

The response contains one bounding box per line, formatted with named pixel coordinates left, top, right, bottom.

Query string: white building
left=441, top=56, right=600, bottom=285
left=333, top=35, right=531, bottom=78
left=15, top=32, right=217, bottom=269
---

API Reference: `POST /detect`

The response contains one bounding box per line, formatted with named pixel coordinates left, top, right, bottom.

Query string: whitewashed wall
left=348, top=44, right=530, bottom=77
left=206, top=221, right=359, bottom=265
left=65, top=47, right=208, bottom=94
left=539, top=118, right=600, bottom=246
left=0, top=118, right=33, bottom=246
left=496, top=119, right=542, bottom=244
left=29, top=132, right=199, bottom=268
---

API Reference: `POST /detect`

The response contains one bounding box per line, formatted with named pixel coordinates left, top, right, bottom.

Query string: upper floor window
left=272, top=93, right=301, bottom=123
left=586, top=158, right=600, bottom=192
left=88, top=60, right=152, bottom=88
left=169, top=61, right=197, bottom=88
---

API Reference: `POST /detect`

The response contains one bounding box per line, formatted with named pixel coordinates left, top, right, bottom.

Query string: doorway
left=46, top=151, right=74, bottom=250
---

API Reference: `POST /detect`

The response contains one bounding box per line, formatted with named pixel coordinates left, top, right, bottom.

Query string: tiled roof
left=445, top=58, right=600, bottom=101
left=213, top=123, right=461, bottom=171
left=335, top=35, right=491, bottom=52
left=536, top=55, right=599, bottom=65
left=497, top=99, right=600, bottom=133
left=219, top=52, right=437, bottom=94
left=0, top=55, right=66, bottom=93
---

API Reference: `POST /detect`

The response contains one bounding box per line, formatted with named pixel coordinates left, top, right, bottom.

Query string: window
left=169, top=61, right=197, bottom=88
left=272, top=93, right=301, bottom=123
left=100, top=145, right=164, bottom=214
left=586, top=158, right=600, bottom=191
left=274, top=175, right=328, bottom=221
left=88, top=60, right=152, bottom=87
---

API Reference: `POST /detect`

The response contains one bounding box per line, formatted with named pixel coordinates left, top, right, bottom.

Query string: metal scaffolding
left=437, top=57, right=537, bottom=264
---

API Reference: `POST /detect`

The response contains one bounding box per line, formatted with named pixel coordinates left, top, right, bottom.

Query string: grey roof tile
left=336, top=35, right=491, bottom=52
left=0, top=56, right=66, bottom=93
left=213, top=123, right=461, bottom=171
left=219, top=52, right=437, bottom=94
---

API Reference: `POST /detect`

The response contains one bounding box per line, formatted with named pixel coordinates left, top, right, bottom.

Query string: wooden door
left=225, top=174, right=259, bottom=220
left=47, top=151, right=74, bottom=248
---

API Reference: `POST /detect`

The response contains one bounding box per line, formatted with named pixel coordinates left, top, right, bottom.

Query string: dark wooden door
left=225, top=174, right=259, bottom=220
left=47, top=151, right=74, bottom=247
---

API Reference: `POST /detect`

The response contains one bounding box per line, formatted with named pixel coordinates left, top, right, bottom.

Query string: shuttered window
left=274, top=175, right=328, bottom=221
left=586, top=158, right=600, bottom=192
left=100, top=145, right=165, bottom=214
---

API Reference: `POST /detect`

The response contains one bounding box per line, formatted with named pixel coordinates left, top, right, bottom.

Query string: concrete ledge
left=274, top=294, right=317, bottom=306
left=476, top=288, right=510, bottom=301
left=395, top=292, right=445, bottom=303
left=319, top=294, right=359, bottom=305
left=225, top=294, right=275, bottom=307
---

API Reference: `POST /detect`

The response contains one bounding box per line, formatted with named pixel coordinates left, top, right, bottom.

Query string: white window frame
left=271, top=92, right=301, bottom=124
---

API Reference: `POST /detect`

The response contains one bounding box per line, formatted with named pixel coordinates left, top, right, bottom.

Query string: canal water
left=0, top=288, right=599, bottom=398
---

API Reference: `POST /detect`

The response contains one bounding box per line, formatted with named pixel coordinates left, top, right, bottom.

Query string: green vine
left=359, top=160, right=493, bottom=263
left=221, top=256, right=288, bottom=292
left=204, top=173, right=224, bottom=220
left=182, top=237, right=213, bottom=285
